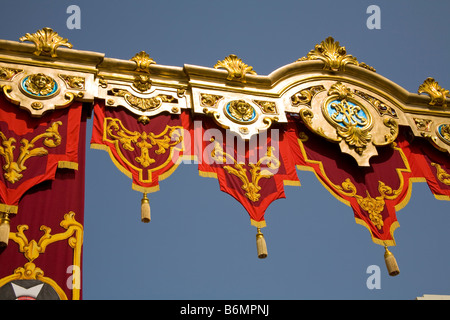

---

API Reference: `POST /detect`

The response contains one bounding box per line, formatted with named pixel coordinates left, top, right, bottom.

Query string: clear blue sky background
left=1, top=0, right=450, bottom=300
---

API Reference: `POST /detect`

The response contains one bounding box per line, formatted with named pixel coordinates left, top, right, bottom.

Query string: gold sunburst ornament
left=19, top=27, right=73, bottom=58
left=214, top=54, right=257, bottom=83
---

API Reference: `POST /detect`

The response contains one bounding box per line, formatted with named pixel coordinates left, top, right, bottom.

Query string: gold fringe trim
left=199, top=170, right=218, bottom=179
left=251, top=218, right=266, bottom=228
left=0, top=203, right=18, bottom=214
left=58, top=161, right=79, bottom=170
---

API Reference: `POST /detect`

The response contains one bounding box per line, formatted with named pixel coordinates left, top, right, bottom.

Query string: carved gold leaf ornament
left=0, top=67, right=23, bottom=81
left=418, top=77, right=449, bottom=107
left=214, top=54, right=257, bottom=83
left=200, top=93, right=223, bottom=108
left=210, top=138, right=280, bottom=202
left=297, top=37, right=375, bottom=72
left=0, top=121, right=62, bottom=183
left=105, top=118, right=183, bottom=168
left=133, top=74, right=152, bottom=92
left=291, top=85, right=326, bottom=107
left=110, top=88, right=177, bottom=112
left=130, top=51, right=156, bottom=73
left=19, top=27, right=73, bottom=58
left=59, top=74, right=85, bottom=90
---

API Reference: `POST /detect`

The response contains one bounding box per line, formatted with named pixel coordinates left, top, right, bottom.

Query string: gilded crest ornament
left=130, top=51, right=156, bottom=73
left=418, top=77, right=449, bottom=107
left=21, top=73, right=59, bottom=98
left=297, top=37, right=358, bottom=71
left=297, top=37, right=375, bottom=72
left=225, top=100, right=257, bottom=123
left=323, top=83, right=373, bottom=155
left=214, top=54, right=257, bottom=83
left=19, top=27, right=73, bottom=58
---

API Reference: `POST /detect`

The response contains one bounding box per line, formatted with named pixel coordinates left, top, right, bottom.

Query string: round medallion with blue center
left=21, top=73, right=59, bottom=98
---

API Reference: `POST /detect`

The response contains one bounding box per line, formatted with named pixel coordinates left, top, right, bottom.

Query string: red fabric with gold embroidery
left=0, top=96, right=83, bottom=209
left=286, top=119, right=417, bottom=245
left=0, top=101, right=87, bottom=300
left=196, top=116, right=299, bottom=227
left=90, top=102, right=192, bottom=193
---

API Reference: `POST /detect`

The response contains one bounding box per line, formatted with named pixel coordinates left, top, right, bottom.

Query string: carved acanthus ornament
left=297, top=37, right=375, bottom=72
left=210, top=139, right=280, bottom=202
left=0, top=122, right=62, bottom=183
left=19, top=27, right=73, bottom=58
left=418, top=77, right=449, bottom=107
left=110, top=89, right=177, bottom=112
left=0, top=67, right=23, bottom=81
left=130, top=51, right=156, bottom=73
left=214, top=54, right=257, bottom=82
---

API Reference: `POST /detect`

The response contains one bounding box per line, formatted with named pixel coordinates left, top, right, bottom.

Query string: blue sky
left=1, top=0, right=450, bottom=300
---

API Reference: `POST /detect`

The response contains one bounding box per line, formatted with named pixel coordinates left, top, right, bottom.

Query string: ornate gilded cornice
left=0, top=29, right=449, bottom=161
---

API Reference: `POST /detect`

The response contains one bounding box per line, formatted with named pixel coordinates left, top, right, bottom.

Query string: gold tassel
left=0, top=213, right=11, bottom=248
left=256, top=228, right=268, bottom=259
left=141, top=193, right=151, bottom=223
left=384, top=246, right=400, bottom=276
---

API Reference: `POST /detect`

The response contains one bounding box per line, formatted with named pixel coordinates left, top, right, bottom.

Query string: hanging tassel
left=0, top=213, right=11, bottom=248
left=141, top=193, right=151, bottom=223
left=384, top=245, right=400, bottom=276
left=256, top=228, right=268, bottom=259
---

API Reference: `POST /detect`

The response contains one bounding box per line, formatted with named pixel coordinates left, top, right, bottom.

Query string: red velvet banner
left=0, top=95, right=82, bottom=211
left=90, top=102, right=191, bottom=194
left=0, top=100, right=87, bottom=300
left=196, top=116, right=299, bottom=227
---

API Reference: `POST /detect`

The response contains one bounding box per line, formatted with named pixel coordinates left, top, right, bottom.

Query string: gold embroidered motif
left=105, top=118, right=183, bottom=168
left=210, top=139, right=280, bottom=202
left=431, top=163, right=450, bottom=185
left=0, top=121, right=62, bottom=183
left=337, top=179, right=400, bottom=230
left=0, top=212, right=83, bottom=300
